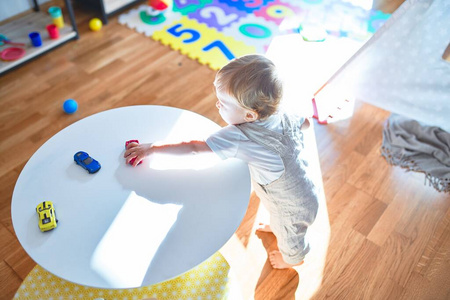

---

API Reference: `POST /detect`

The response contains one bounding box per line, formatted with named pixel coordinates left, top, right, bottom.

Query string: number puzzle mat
left=119, top=0, right=390, bottom=70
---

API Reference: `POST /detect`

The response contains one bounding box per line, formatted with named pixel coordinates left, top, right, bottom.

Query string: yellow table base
left=14, top=252, right=232, bottom=300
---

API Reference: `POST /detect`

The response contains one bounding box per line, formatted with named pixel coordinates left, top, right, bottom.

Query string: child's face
left=215, top=89, right=251, bottom=125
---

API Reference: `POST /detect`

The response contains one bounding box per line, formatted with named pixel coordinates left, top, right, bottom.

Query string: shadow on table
left=91, top=151, right=248, bottom=287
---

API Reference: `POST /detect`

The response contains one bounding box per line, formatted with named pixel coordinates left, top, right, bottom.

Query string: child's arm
left=124, top=140, right=213, bottom=167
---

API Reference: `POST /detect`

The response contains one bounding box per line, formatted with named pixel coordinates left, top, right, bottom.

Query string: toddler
left=124, top=54, right=320, bottom=269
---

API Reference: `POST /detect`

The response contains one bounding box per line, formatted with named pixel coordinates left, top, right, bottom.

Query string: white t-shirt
left=206, top=114, right=285, bottom=185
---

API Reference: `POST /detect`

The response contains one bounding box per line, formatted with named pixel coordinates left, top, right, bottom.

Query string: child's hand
left=300, top=118, right=310, bottom=131
left=124, top=142, right=152, bottom=167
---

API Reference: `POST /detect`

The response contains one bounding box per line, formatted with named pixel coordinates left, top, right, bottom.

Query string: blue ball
left=63, top=99, right=78, bottom=114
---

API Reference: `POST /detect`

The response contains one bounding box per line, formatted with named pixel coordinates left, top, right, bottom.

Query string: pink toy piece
left=254, top=0, right=302, bottom=26
left=125, top=139, right=143, bottom=165
left=149, top=0, right=168, bottom=11
left=0, top=47, right=25, bottom=61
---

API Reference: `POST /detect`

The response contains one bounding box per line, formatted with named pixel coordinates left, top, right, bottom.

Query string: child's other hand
left=124, top=142, right=152, bottom=167
left=300, top=118, right=310, bottom=131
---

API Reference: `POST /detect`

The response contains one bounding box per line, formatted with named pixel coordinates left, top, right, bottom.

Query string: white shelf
left=103, top=0, right=136, bottom=14
left=0, top=9, right=77, bottom=74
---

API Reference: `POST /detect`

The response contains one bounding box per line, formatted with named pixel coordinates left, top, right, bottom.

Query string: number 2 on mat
left=200, top=7, right=239, bottom=26
left=202, top=40, right=235, bottom=60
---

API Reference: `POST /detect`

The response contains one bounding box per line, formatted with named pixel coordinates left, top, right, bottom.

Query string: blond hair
left=214, top=54, right=283, bottom=120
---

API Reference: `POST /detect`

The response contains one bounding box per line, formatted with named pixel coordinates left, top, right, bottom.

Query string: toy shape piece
left=147, top=0, right=168, bottom=16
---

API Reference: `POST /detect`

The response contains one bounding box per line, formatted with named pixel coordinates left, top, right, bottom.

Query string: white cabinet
left=103, top=0, right=137, bottom=14
left=79, top=0, right=144, bottom=24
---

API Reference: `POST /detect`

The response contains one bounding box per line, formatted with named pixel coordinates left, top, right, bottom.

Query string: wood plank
left=320, top=239, right=380, bottom=299
left=366, top=178, right=416, bottom=246
left=255, top=267, right=298, bottom=300
left=322, top=150, right=365, bottom=201
left=311, top=229, right=366, bottom=299
left=415, top=207, right=450, bottom=276
left=347, top=141, right=394, bottom=200
left=399, top=217, right=450, bottom=299
left=5, top=247, right=36, bottom=280
left=390, top=208, right=445, bottom=288
left=0, top=224, right=21, bottom=260
left=0, top=260, right=23, bottom=300
left=353, top=198, right=387, bottom=237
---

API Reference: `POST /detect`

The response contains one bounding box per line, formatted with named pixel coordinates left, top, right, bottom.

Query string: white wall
left=0, top=0, right=50, bottom=22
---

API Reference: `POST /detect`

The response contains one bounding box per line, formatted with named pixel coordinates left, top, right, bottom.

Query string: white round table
left=11, top=105, right=250, bottom=289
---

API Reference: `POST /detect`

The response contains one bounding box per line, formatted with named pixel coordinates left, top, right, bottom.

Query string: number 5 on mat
left=167, top=24, right=200, bottom=43
left=166, top=23, right=235, bottom=61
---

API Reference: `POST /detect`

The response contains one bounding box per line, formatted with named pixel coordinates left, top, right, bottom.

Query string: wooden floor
left=1, top=1, right=449, bottom=299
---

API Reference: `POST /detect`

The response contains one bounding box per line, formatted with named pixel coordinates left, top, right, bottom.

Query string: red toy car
left=125, top=140, right=143, bottom=165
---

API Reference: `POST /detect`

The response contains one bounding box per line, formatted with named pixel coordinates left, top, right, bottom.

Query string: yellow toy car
left=36, top=201, right=58, bottom=232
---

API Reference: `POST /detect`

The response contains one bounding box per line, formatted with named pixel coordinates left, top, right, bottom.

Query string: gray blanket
left=381, top=114, right=450, bottom=193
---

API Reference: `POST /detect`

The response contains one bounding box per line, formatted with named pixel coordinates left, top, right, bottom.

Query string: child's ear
left=245, top=110, right=258, bottom=122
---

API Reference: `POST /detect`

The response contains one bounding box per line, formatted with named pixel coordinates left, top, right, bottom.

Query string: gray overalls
left=237, top=114, right=320, bottom=264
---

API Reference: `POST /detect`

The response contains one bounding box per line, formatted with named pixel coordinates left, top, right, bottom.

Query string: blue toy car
left=74, top=151, right=101, bottom=173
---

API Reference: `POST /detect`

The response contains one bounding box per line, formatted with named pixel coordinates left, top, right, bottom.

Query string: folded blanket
left=381, top=114, right=450, bottom=193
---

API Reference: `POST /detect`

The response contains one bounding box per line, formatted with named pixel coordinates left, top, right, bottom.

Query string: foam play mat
left=119, top=0, right=390, bottom=70
left=14, top=252, right=235, bottom=300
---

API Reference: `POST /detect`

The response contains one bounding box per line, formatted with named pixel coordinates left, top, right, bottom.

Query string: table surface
left=11, top=105, right=251, bottom=289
